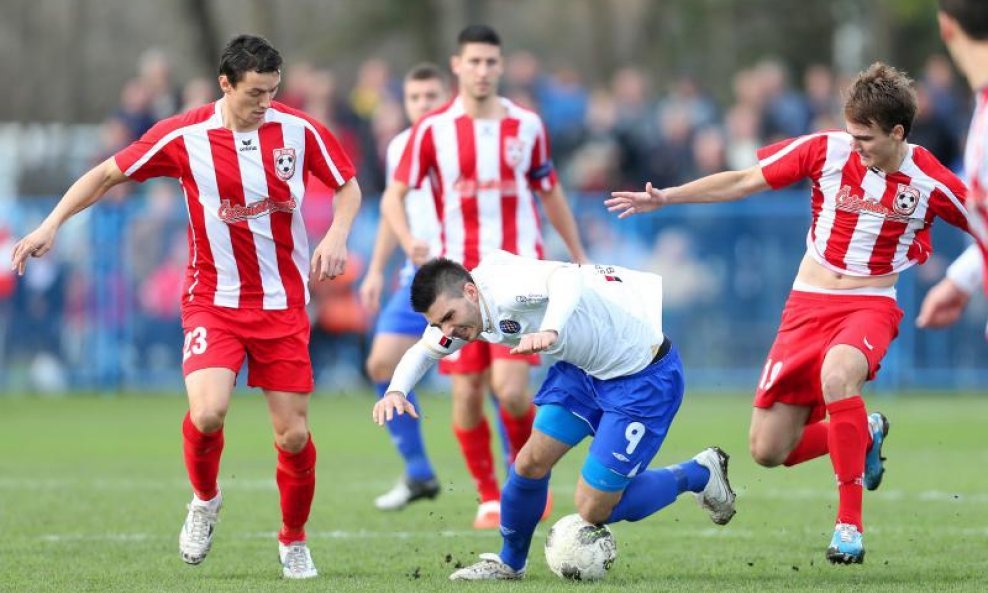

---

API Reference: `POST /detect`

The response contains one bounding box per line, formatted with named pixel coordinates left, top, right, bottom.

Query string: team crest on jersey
left=274, top=147, right=297, bottom=180
left=893, top=184, right=920, bottom=216
left=499, top=319, right=522, bottom=334
left=503, top=137, right=525, bottom=168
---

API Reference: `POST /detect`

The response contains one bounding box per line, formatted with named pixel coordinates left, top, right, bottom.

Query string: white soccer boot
left=179, top=492, right=222, bottom=565
left=279, top=541, right=318, bottom=579
left=692, top=447, right=737, bottom=525
left=449, top=553, right=525, bottom=581
left=374, top=476, right=441, bottom=511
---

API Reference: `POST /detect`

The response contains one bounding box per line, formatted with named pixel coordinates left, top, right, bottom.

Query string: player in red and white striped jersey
left=608, top=62, right=972, bottom=565
left=10, top=35, right=361, bottom=579
left=917, top=1, right=988, bottom=330
left=380, top=25, right=588, bottom=529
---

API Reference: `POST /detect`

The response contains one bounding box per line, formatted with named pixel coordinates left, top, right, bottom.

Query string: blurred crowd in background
left=0, top=48, right=984, bottom=393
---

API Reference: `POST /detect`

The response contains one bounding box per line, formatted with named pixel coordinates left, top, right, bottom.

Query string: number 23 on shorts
left=183, top=326, right=208, bottom=361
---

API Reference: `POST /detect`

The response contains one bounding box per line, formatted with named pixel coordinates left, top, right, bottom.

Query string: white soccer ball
left=544, top=514, right=617, bottom=581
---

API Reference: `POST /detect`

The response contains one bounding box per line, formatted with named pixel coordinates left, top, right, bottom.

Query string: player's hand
left=10, top=223, right=57, bottom=276
left=407, top=239, right=431, bottom=267
left=510, top=330, right=558, bottom=355
left=605, top=182, right=668, bottom=219
left=311, top=228, right=348, bottom=280
left=359, top=270, right=385, bottom=314
left=372, top=391, right=419, bottom=425
left=916, top=278, right=971, bottom=328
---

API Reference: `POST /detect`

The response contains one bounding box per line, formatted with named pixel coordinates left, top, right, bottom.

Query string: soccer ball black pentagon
left=544, top=514, right=617, bottom=581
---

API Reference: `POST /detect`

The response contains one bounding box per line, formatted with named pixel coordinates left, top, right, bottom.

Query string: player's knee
left=275, top=427, right=310, bottom=453
left=749, top=436, right=785, bottom=467
left=575, top=494, right=612, bottom=525
left=190, top=409, right=226, bottom=434
left=820, top=369, right=854, bottom=400
left=492, top=383, right=530, bottom=416
left=513, top=446, right=552, bottom=479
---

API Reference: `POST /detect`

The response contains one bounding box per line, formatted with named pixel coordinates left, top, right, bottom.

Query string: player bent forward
left=372, top=250, right=737, bottom=580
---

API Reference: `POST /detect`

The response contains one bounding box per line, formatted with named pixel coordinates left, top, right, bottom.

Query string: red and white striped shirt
left=394, top=96, right=557, bottom=270
left=114, top=99, right=355, bottom=310
left=757, top=131, right=969, bottom=276
left=962, top=88, right=988, bottom=293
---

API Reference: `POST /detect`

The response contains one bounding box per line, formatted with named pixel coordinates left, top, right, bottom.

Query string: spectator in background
left=803, top=64, right=841, bottom=130
left=138, top=48, right=181, bottom=120
left=691, top=127, right=728, bottom=178
left=910, top=84, right=962, bottom=168
left=564, top=89, right=621, bottom=192
left=757, top=59, right=812, bottom=142
left=537, top=66, right=589, bottom=162
left=278, top=61, right=315, bottom=110
left=114, top=78, right=156, bottom=141
left=724, top=104, right=761, bottom=170
left=611, top=66, right=657, bottom=186
left=137, top=232, right=185, bottom=371
left=349, top=57, right=394, bottom=120
left=180, top=77, right=216, bottom=112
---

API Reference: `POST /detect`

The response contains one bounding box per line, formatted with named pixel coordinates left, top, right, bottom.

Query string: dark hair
left=843, top=62, right=917, bottom=138
left=939, top=0, right=988, bottom=40
left=457, top=25, right=501, bottom=49
left=218, top=34, right=282, bottom=86
left=405, top=62, right=447, bottom=85
left=410, top=258, right=473, bottom=313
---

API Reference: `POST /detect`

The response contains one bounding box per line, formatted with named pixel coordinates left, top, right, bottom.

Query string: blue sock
left=499, top=466, right=549, bottom=571
left=606, top=460, right=709, bottom=523
left=375, top=382, right=435, bottom=481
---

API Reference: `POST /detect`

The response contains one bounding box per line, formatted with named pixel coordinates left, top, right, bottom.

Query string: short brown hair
left=939, top=0, right=988, bottom=40
left=405, top=62, right=447, bottom=86
left=843, top=62, right=917, bottom=138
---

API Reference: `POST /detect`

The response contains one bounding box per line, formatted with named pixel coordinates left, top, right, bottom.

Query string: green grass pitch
left=1, top=391, right=986, bottom=592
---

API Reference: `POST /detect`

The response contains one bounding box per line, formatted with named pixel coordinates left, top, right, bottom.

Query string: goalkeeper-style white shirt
left=387, top=250, right=666, bottom=396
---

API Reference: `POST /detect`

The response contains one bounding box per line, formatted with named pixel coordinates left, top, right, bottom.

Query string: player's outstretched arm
left=372, top=339, right=443, bottom=424
left=359, top=216, right=401, bottom=314
left=917, top=278, right=971, bottom=328
left=10, top=157, right=128, bottom=275
left=538, top=185, right=589, bottom=264
left=606, top=166, right=770, bottom=219
left=312, top=178, right=361, bottom=281
left=380, top=181, right=430, bottom=266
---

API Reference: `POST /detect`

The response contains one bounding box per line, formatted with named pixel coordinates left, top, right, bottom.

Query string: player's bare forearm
left=664, top=166, right=770, bottom=205
left=368, top=215, right=400, bottom=275
left=539, top=186, right=589, bottom=264
left=49, top=158, right=129, bottom=228
left=380, top=182, right=416, bottom=255
left=328, top=178, right=362, bottom=236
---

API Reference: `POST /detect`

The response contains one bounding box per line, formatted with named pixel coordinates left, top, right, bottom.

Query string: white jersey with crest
left=387, top=251, right=665, bottom=396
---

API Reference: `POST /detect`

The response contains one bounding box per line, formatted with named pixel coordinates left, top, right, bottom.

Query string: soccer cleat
left=864, top=412, right=889, bottom=491
left=279, top=541, right=318, bottom=579
left=448, top=553, right=525, bottom=581
left=179, top=493, right=222, bottom=565
left=692, top=447, right=737, bottom=525
left=826, top=523, right=865, bottom=564
left=473, top=500, right=501, bottom=530
left=374, top=476, right=441, bottom=511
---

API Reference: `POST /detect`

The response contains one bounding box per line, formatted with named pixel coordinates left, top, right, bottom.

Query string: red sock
left=453, top=419, right=500, bottom=502
left=783, top=421, right=830, bottom=466
left=182, top=412, right=223, bottom=500
left=826, top=396, right=869, bottom=531
left=499, top=404, right=535, bottom=464
left=276, top=435, right=317, bottom=544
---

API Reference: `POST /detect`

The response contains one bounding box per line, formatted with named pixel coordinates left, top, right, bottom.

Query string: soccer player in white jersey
left=359, top=63, right=448, bottom=510
left=608, top=62, right=973, bottom=564
left=381, top=25, right=588, bottom=529
left=372, top=251, right=736, bottom=580
left=11, top=35, right=361, bottom=579
left=917, top=1, right=988, bottom=330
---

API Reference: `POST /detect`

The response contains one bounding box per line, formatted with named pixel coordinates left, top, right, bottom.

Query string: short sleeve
left=304, top=121, right=356, bottom=189
left=394, top=122, right=437, bottom=189
left=114, top=119, right=183, bottom=182
left=756, top=133, right=829, bottom=190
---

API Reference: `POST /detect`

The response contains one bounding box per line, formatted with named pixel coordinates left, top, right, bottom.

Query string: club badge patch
left=274, top=147, right=297, bottom=180
left=499, top=319, right=521, bottom=334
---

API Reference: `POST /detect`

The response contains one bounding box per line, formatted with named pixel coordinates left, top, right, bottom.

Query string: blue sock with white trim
left=498, top=466, right=549, bottom=571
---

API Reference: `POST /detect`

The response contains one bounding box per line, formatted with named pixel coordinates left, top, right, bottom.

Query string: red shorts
left=181, top=303, right=314, bottom=393
left=752, top=290, right=903, bottom=424
left=438, top=340, right=540, bottom=375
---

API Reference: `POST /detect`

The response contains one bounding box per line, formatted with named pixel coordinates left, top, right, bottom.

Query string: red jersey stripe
left=455, top=115, right=481, bottom=270
left=499, top=118, right=520, bottom=254
left=259, top=124, right=305, bottom=308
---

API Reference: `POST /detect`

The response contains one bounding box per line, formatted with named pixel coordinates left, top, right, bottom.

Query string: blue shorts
left=375, top=280, right=427, bottom=336
left=533, top=345, right=685, bottom=491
